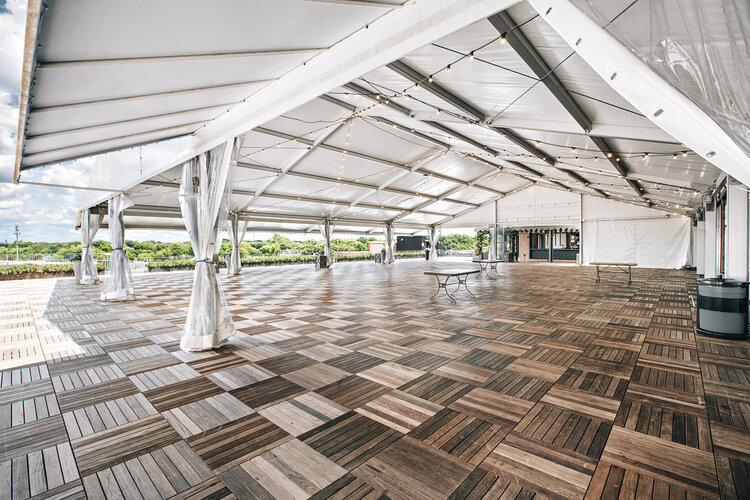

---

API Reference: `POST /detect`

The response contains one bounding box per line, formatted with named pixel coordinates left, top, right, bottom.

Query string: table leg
left=430, top=276, right=456, bottom=303
left=458, top=275, right=476, bottom=298
left=628, top=266, right=632, bottom=284
left=595, top=265, right=600, bottom=282
left=490, top=263, right=500, bottom=278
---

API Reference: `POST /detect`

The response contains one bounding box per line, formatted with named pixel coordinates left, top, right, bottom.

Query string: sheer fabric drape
left=428, top=226, right=441, bottom=261
left=320, top=219, right=334, bottom=267
left=384, top=223, right=395, bottom=264
left=179, top=140, right=237, bottom=351
left=489, top=226, right=498, bottom=260
left=100, top=194, right=135, bottom=301
left=80, top=209, right=104, bottom=285
left=226, top=214, right=247, bottom=275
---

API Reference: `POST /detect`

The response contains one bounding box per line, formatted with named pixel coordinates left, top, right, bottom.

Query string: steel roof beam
left=423, top=121, right=499, bottom=156
left=488, top=11, right=591, bottom=132
left=589, top=135, right=644, bottom=198
left=387, top=60, right=485, bottom=121
left=488, top=11, right=644, bottom=200
left=491, top=127, right=554, bottom=166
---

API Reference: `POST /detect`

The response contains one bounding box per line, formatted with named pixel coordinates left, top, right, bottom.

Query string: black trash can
left=696, top=277, right=749, bottom=339
left=425, top=249, right=430, bottom=260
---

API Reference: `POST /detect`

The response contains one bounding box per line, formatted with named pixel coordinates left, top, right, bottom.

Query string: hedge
left=0, top=262, right=105, bottom=276
left=147, top=251, right=425, bottom=270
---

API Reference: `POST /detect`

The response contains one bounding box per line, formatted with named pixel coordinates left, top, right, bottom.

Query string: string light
left=469, top=51, right=475, bottom=60
left=446, top=64, right=451, bottom=72
left=428, top=75, right=433, bottom=83
left=500, top=33, right=507, bottom=43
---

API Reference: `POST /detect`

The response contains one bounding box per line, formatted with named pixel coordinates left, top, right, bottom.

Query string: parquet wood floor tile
left=354, top=436, right=474, bottom=500
left=2, top=262, right=749, bottom=498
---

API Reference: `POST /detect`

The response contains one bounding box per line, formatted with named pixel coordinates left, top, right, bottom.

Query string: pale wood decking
left=0, top=261, right=748, bottom=499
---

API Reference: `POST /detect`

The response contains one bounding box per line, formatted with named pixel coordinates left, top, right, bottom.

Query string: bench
left=591, top=262, right=637, bottom=284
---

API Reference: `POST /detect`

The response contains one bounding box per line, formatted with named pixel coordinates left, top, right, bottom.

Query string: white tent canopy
left=14, top=0, right=745, bottom=240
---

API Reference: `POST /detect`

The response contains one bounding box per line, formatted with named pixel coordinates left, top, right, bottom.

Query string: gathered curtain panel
left=428, top=226, right=441, bottom=261
left=384, top=223, right=395, bottom=264
left=226, top=213, right=247, bottom=275
left=489, top=226, right=498, bottom=260
left=100, top=194, right=135, bottom=301
left=80, top=209, right=104, bottom=285
left=320, top=219, right=333, bottom=267
left=179, top=139, right=237, bottom=351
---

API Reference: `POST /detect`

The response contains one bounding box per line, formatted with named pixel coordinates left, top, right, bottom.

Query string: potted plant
left=474, top=230, right=490, bottom=261
left=70, top=253, right=82, bottom=284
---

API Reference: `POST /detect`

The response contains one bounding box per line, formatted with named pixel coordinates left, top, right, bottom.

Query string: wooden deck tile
left=409, top=408, right=508, bottom=465
left=229, top=376, right=308, bottom=410
left=162, top=393, right=254, bottom=438
left=282, top=362, right=350, bottom=390
left=315, top=375, right=391, bottom=410
left=309, top=472, right=387, bottom=500
left=81, top=440, right=214, bottom=499
left=220, top=439, right=346, bottom=500
left=355, top=390, right=442, bottom=434
left=144, top=376, right=224, bottom=412
left=186, top=413, right=292, bottom=473
left=354, top=436, right=473, bottom=500
left=259, top=393, right=348, bottom=436
left=300, top=412, right=402, bottom=470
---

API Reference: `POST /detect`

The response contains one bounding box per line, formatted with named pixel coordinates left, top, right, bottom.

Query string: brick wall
left=518, top=233, right=530, bottom=262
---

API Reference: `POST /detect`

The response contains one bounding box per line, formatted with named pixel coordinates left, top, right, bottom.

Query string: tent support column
left=80, top=208, right=104, bottom=285
left=489, top=225, right=497, bottom=261
left=100, top=194, right=135, bottom=301
left=704, top=202, right=718, bottom=278
left=384, top=222, right=395, bottom=264
left=428, top=225, right=441, bottom=261
left=320, top=218, right=333, bottom=268
left=726, top=178, right=748, bottom=281
left=227, top=213, right=246, bottom=275
left=179, top=140, right=237, bottom=351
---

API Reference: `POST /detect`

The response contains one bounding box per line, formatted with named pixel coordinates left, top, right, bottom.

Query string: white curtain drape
left=428, top=226, right=441, bottom=261
left=100, top=194, right=135, bottom=301
left=80, top=209, right=104, bottom=285
left=226, top=213, right=247, bottom=275
left=320, top=218, right=333, bottom=267
left=179, top=140, right=237, bottom=351
left=384, top=223, right=395, bottom=264
left=489, top=226, right=497, bottom=260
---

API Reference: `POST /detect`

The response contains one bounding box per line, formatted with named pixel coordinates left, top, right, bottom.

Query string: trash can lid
left=697, top=277, right=749, bottom=287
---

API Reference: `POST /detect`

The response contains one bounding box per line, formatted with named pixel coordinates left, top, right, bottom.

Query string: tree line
left=0, top=233, right=475, bottom=260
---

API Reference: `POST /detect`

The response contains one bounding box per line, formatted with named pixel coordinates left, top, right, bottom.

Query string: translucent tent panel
left=572, top=0, right=750, bottom=158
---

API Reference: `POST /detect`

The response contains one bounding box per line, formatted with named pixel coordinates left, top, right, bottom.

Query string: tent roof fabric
left=15, top=0, right=733, bottom=234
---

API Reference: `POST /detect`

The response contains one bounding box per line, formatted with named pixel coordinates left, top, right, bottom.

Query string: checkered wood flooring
left=1, top=260, right=749, bottom=499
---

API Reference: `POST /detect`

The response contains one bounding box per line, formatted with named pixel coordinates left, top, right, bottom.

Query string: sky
left=0, top=0, right=198, bottom=243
